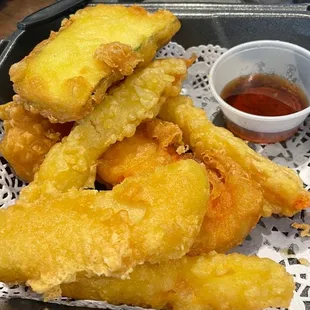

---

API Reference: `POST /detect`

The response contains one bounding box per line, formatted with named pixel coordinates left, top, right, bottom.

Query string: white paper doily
left=0, top=42, right=309, bottom=310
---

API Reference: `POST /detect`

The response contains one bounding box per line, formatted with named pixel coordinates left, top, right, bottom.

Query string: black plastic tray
left=1, top=1, right=310, bottom=309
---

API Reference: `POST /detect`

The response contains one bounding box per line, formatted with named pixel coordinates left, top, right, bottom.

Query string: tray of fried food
left=0, top=3, right=309, bottom=310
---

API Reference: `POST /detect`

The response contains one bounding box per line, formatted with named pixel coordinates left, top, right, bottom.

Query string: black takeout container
left=2, top=0, right=310, bottom=104
left=1, top=0, right=310, bottom=309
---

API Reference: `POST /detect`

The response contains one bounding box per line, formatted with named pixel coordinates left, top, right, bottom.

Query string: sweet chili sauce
left=220, top=73, right=309, bottom=143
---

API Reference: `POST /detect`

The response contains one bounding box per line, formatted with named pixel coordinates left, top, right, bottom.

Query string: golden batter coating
left=188, top=153, right=263, bottom=255
left=0, top=102, right=72, bottom=182
left=97, top=118, right=185, bottom=185
left=97, top=117, right=263, bottom=254
left=0, top=160, right=209, bottom=295
left=10, top=5, right=180, bottom=122
left=62, top=253, right=294, bottom=310
left=19, top=58, right=189, bottom=202
left=159, top=96, right=310, bottom=217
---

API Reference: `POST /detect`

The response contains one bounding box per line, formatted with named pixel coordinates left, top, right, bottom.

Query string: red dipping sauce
left=220, top=73, right=309, bottom=143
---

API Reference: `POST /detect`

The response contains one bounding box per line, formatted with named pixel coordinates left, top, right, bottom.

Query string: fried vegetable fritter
left=10, top=5, right=180, bottom=122
left=97, top=118, right=185, bottom=185
left=0, top=160, right=209, bottom=295
left=62, top=252, right=294, bottom=310
left=97, top=117, right=263, bottom=254
left=19, top=59, right=189, bottom=202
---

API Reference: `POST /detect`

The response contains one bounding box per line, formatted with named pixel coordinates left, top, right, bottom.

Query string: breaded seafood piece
left=10, top=5, right=180, bottom=122
left=19, top=58, right=189, bottom=201
left=97, top=118, right=185, bottom=185
left=0, top=160, right=209, bottom=295
left=97, top=118, right=263, bottom=254
left=0, top=102, right=72, bottom=182
left=189, top=153, right=263, bottom=255
left=62, top=252, right=294, bottom=310
left=159, top=96, right=310, bottom=217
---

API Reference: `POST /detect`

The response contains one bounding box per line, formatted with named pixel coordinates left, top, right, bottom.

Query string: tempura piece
left=97, top=118, right=185, bottom=185
left=19, top=58, right=189, bottom=201
left=97, top=118, right=262, bottom=254
left=189, top=153, right=263, bottom=255
left=0, top=102, right=72, bottom=182
left=10, top=5, right=180, bottom=122
left=62, top=252, right=294, bottom=310
left=0, top=160, right=209, bottom=295
left=159, top=96, right=310, bottom=217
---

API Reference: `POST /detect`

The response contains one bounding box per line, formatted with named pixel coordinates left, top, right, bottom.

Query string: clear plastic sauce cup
left=209, top=40, right=310, bottom=143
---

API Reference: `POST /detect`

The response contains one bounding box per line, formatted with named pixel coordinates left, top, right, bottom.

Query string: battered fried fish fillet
left=0, top=160, right=209, bottom=295
left=159, top=96, right=310, bottom=217
left=19, top=58, right=189, bottom=201
left=62, top=252, right=294, bottom=310
left=97, top=118, right=263, bottom=254
left=97, top=118, right=185, bottom=185
left=0, top=102, right=72, bottom=182
left=10, top=5, right=180, bottom=122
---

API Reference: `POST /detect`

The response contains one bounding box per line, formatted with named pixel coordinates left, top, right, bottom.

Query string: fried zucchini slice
left=0, top=160, right=209, bottom=294
left=62, top=253, right=294, bottom=310
left=10, top=5, right=180, bottom=122
left=19, top=59, right=189, bottom=201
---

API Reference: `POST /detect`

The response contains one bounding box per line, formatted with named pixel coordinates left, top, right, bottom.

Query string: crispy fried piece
left=189, top=153, right=263, bottom=255
left=97, top=118, right=262, bottom=254
left=0, top=102, right=72, bottom=182
left=0, top=160, right=209, bottom=295
left=10, top=5, right=180, bottom=122
left=19, top=59, right=189, bottom=202
left=2, top=57, right=190, bottom=183
left=62, top=252, right=294, bottom=310
left=97, top=118, right=185, bottom=185
left=159, top=96, right=310, bottom=217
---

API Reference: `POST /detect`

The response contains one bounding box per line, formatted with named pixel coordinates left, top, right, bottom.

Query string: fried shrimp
left=0, top=102, right=72, bottom=182
left=189, top=154, right=263, bottom=254
left=97, top=117, right=263, bottom=254
left=159, top=95, right=310, bottom=217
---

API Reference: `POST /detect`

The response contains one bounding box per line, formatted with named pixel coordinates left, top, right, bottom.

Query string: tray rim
left=2, top=2, right=310, bottom=65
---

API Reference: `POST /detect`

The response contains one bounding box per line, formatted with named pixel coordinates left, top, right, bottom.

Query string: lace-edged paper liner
left=0, top=42, right=309, bottom=310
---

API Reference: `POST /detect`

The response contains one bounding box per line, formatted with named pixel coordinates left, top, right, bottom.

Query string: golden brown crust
left=95, top=42, right=143, bottom=76
left=18, top=59, right=189, bottom=201
left=189, top=151, right=263, bottom=255
left=159, top=95, right=310, bottom=217
left=61, top=253, right=294, bottom=310
left=0, top=102, right=72, bottom=181
left=97, top=119, right=185, bottom=185
left=142, top=118, right=183, bottom=148
left=9, top=5, right=181, bottom=123
left=97, top=117, right=263, bottom=254
left=0, top=161, right=208, bottom=294
left=90, top=70, right=124, bottom=106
